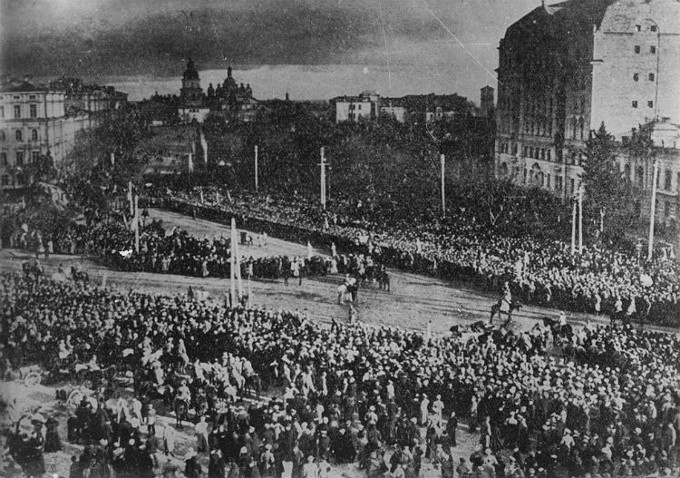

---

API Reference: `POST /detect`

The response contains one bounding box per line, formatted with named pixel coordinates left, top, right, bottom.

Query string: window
left=632, top=101, right=638, bottom=108
left=0, top=153, right=6, bottom=166
left=635, top=25, right=641, bottom=32
left=665, top=201, right=671, bottom=218
left=634, top=45, right=640, bottom=54
left=29, top=104, right=37, bottom=118
left=15, top=130, right=22, bottom=141
left=15, top=151, right=23, bottom=166
left=556, top=175, right=563, bottom=192
left=633, top=73, right=639, bottom=82
left=665, top=170, right=672, bottom=190
left=651, top=25, right=657, bottom=32
left=649, top=73, right=655, bottom=81
left=1, top=175, right=8, bottom=186
left=0, top=106, right=4, bottom=118
left=31, top=129, right=38, bottom=141
left=650, top=46, right=656, bottom=54
left=546, top=174, right=551, bottom=188
left=547, top=150, right=551, bottom=161
left=31, top=151, right=40, bottom=164
left=13, top=105, right=21, bottom=118
left=648, top=101, right=654, bottom=108
left=0, top=130, right=5, bottom=141
left=677, top=172, right=680, bottom=192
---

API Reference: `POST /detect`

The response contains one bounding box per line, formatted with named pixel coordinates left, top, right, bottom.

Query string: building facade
left=178, top=61, right=261, bottom=124
left=333, top=92, right=470, bottom=124
left=495, top=0, right=680, bottom=201
left=479, top=86, right=495, bottom=118
left=617, top=120, right=680, bottom=227
left=334, top=92, right=380, bottom=123
left=0, top=79, right=126, bottom=189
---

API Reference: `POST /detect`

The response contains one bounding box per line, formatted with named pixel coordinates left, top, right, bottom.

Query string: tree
left=582, top=123, right=640, bottom=244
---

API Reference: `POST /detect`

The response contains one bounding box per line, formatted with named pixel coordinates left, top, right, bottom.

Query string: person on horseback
left=490, top=282, right=513, bottom=324
left=177, top=380, right=191, bottom=404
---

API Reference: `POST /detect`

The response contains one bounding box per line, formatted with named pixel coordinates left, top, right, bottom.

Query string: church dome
left=183, top=59, right=200, bottom=81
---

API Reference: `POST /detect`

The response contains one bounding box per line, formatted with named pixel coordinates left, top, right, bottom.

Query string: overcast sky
left=0, top=0, right=539, bottom=100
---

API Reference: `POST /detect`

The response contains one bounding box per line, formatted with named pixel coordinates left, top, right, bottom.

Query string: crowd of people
left=145, top=188, right=679, bottom=325
left=2, top=272, right=680, bottom=478
left=4, top=184, right=679, bottom=325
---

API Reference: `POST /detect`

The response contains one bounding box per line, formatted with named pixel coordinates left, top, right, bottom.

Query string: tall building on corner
left=494, top=0, right=680, bottom=200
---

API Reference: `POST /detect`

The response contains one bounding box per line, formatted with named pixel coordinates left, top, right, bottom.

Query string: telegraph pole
left=648, top=159, right=659, bottom=260
left=254, top=145, right=259, bottom=192
left=440, top=154, right=446, bottom=216
left=571, top=195, right=577, bottom=256
left=578, top=185, right=583, bottom=254
left=319, top=147, right=327, bottom=209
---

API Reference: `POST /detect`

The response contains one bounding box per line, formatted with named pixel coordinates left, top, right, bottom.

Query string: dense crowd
left=2, top=273, right=680, bottom=478
left=147, top=188, right=680, bottom=325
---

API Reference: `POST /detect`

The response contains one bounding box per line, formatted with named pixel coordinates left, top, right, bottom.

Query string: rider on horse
left=490, top=282, right=513, bottom=325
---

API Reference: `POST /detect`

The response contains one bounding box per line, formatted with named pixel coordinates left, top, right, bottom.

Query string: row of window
left=633, top=73, right=655, bottom=82
left=631, top=100, right=654, bottom=109
left=0, top=150, right=41, bottom=167
left=0, top=129, right=40, bottom=142
left=634, top=25, right=657, bottom=33
left=0, top=104, right=39, bottom=119
left=633, top=45, right=656, bottom=54
left=625, top=163, right=680, bottom=192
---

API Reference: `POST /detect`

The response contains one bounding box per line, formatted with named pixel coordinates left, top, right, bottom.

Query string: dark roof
left=183, top=60, right=200, bottom=81
left=0, top=80, right=46, bottom=93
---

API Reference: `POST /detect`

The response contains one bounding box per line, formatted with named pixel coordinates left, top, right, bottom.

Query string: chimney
left=285, top=92, right=290, bottom=101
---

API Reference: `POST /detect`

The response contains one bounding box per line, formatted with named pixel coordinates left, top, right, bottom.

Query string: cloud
left=1, top=0, right=539, bottom=82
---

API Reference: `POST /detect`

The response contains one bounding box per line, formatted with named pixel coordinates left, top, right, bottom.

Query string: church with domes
left=178, top=59, right=261, bottom=124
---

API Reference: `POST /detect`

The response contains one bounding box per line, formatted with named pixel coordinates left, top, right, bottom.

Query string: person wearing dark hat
left=22, top=417, right=46, bottom=478
left=209, top=449, right=226, bottom=478
left=44, top=415, right=62, bottom=452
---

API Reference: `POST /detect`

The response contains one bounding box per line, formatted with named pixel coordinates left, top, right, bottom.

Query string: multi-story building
left=0, top=78, right=127, bottom=189
left=495, top=0, right=680, bottom=200
left=333, top=92, right=470, bottom=124
left=617, top=119, right=680, bottom=227
left=479, top=86, right=495, bottom=118
left=177, top=60, right=262, bottom=124
left=333, top=91, right=381, bottom=123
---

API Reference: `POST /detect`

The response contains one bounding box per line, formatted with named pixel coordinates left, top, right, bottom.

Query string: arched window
left=31, top=129, right=38, bottom=141
left=15, top=130, right=22, bottom=141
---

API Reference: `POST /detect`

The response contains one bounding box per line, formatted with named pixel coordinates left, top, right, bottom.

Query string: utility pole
left=134, top=195, right=140, bottom=253
left=648, top=159, right=659, bottom=260
left=319, top=147, right=327, bottom=209
left=230, top=217, right=237, bottom=304
left=578, top=184, right=583, bottom=254
left=254, top=145, right=259, bottom=192
left=571, top=195, right=577, bottom=256
left=128, top=181, right=134, bottom=217
left=440, top=154, right=446, bottom=216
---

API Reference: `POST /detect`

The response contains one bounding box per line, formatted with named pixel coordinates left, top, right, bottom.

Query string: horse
left=541, top=317, right=573, bottom=343
left=489, top=300, right=522, bottom=324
